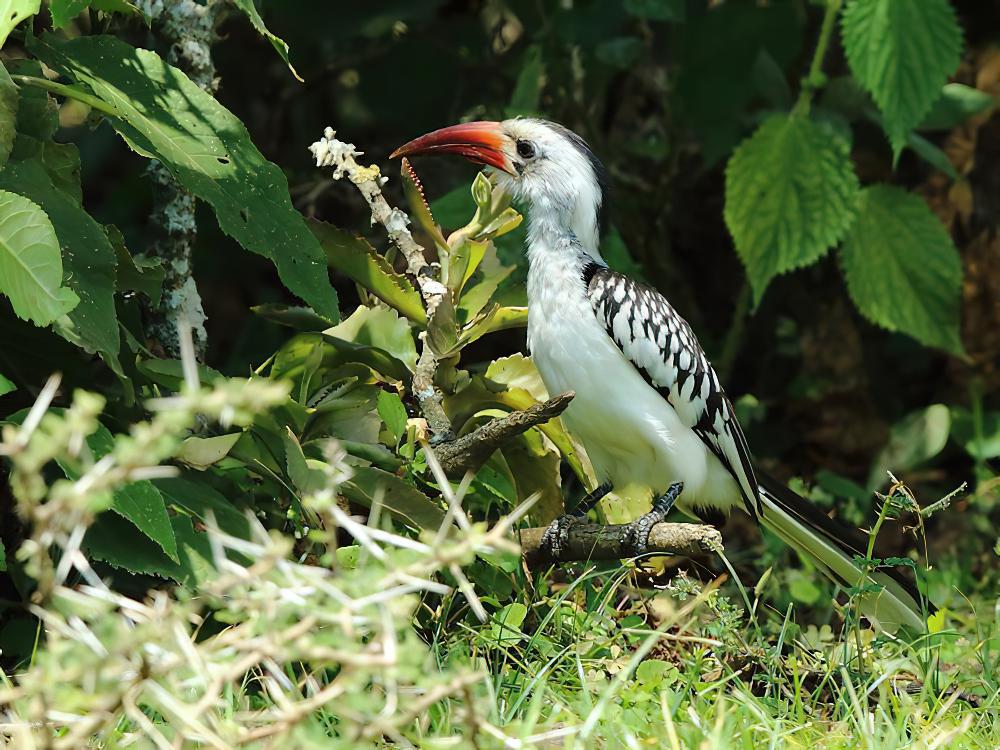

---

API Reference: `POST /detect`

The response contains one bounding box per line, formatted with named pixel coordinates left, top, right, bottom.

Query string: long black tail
left=757, top=473, right=925, bottom=633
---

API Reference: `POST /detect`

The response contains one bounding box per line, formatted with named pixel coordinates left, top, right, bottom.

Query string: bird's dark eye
left=516, top=140, right=536, bottom=159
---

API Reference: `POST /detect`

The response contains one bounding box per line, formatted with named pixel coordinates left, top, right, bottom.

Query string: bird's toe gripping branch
left=620, top=482, right=684, bottom=557
left=539, top=481, right=613, bottom=561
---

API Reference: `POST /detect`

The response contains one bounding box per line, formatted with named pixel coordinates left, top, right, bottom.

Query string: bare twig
left=518, top=520, right=722, bottom=567
left=310, top=128, right=453, bottom=440
left=435, top=392, right=575, bottom=477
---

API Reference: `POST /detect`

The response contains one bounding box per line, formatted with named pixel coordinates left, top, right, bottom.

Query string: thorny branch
left=310, top=128, right=454, bottom=440
left=519, top=520, right=723, bottom=567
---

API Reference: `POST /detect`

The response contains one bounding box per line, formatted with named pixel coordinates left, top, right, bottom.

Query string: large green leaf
left=309, top=219, right=425, bottom=324
left=724, top=115, right=859, bottom=304
left=867, top=405, right=951, bottom=490
left=0, top=63, right=17, bottom=168
left=77, top=421, right=179, bottom=562
left=49, top=0, right=89, bottom=27
left=0, top=372, right=14, bottom=397
left=0, top=0, right=39, bottom=47
left=842, top=0, right=963, bottom=157
left=342, top=466, right=445, bottom=531
left=31, top=33, right=339, bottom=321
left=0, top=189, right=79, bottom=326
left=325, top=305, right=418, bottom=372
left=230, top=0, right=302, bottom=81
left=839, top=185, right=963, bottom=354
left=0, top=159, right=118, bottom=357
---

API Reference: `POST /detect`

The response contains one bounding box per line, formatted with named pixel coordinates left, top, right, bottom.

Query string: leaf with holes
left=842, top=0, right=963, bottom=157
left=724, top=115, right=859, bottom=304
left=0, top=190, right=79, bottom=326
left=31, top=33, right=339, bottom=321
left=0, top=0, right=39, bottom=47
left=840, top=185, right=963, bottom=354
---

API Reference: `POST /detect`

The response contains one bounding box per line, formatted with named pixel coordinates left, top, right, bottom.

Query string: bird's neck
left=524, top=203, right=604, bottom=331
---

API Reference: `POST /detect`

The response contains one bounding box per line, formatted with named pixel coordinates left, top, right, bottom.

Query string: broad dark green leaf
left=252, top=303, right=336, bottom=331
left=0, top=63, right=17, bottom=168
left=154, top=475, right=251, bottom=539
left=724, top=115, right=859, bottom=304
left=342, top=465, right=445, bottom=531
left=0, top=189, right=79, bottom=326
left=309, top=219, right=424, bottom=324
left=137, top=358, right=224, bottom=391
left=326, top=305, right=418, bottom=373
left=106, top=224, right=163, bottom=305
left=0, top=160, right=118, bottom=357
left=842, top=0, right=963, bottom=157
left=49, top=0, right=89, bottom=27
left=839, top=185, right=963, bottom=354
left=32, top=33, right=339, bottom=321
left=0, top=0, right=39, bottom=47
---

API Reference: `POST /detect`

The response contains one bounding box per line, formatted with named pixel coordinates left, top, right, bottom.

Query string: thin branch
left=310, top=128, right=453, bottom=439
left=435, top=392, right=575, bottom=477
left=518, top=520, right=723, bottom=567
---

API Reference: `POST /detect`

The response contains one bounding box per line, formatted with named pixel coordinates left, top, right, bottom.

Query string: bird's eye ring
left=516, top=140, right=536, bottom=159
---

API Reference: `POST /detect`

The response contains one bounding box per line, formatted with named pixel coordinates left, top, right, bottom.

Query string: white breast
left=525, top=236, right=743, bottom=515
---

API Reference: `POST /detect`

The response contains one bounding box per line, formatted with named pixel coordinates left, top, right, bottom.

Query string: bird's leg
left=539, top=481, right=613, bottom=561
left=620, top=482, right=684, bottom=556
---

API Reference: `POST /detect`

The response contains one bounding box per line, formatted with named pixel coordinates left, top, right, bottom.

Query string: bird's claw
left=540, top=481, right=613, bottom=562
left=620, top=481, right=683, bottom=556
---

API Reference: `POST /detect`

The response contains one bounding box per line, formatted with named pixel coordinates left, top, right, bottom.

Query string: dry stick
left=518, top=520, right=723, bottom=568
left=435, top=392, right=575, bottom=477
left=310, top=129, right=453, bottom=440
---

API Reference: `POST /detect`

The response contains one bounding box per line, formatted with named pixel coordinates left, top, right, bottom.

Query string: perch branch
left=519, top=520, right=723, bottom=567
left=436, top=392, right=575, bottom=478
left=310, top=128, right=453, bottom=440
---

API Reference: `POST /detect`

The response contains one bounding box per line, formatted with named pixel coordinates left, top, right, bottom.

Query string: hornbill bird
left=392, top=118, right=925, bottom=632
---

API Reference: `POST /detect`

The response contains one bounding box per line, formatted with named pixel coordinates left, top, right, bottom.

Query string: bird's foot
left=620, top=482, right=684, bottom=556
left=539, top=481, right=613, bottom=561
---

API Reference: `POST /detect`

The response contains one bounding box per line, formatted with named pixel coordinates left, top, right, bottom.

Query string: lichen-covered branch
left=518, top=520, right=723, bottom=568
left=436, top=392, right=575, bottom=477
left=310, top=128, right=453, bottom=439
left=141, top=0, right=222, bottom=358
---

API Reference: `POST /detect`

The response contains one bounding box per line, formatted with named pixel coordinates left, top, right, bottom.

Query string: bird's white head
left=392, top=118, right=607, bottom=254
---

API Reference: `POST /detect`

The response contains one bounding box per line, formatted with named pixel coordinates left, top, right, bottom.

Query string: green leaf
left=595, top=37, right=644, bottom=70
left=868, top=404, right=951, bottom=490
left=623, top=0, right=683, bottom=22
left=724, top=115, right=859, bottom=304
left=377, top=389, right=408, bottom=443
left=154, top=475, right=251, bottom=539
left=487, top=602, right=527, bottom=645
left=839, top=185, right=963, bottom=354
left=107, top=224, right=163, bottom=305
left=137, top=358, right=224, bottom=391
left=842, top=0, right=963, bottom=157
left=507, top=44, right=543, bottom=117
left=0, top=0, right=39, bottom=48
left=252, top=303, right=336, bottom=331
left=31, top=34, right=339, bottom=321
left=176, top=433, right=241, bottom=470
left=341, top=465, right=445, bottom=531
left=325, top=305, right=418, bottom=373
left=949, top=408, right=1000, bottom=461
left=230, top=0, right=302, bottom=81
left=919, top=83, right=996, bottom=131
left=0, top=372, right=15, bottom=397
left=0, top=63, right=18, bottom=168
left=49, top=0, right=90, bottom=27
left=0, top=160, right=118, bottom=357
left=309, top=219, right=424, bottom=323
left=0, top=538, right=5, bottom=572
left=0, top=189, right=79, bottom=326
left=61, top=420, right=179, bottom=562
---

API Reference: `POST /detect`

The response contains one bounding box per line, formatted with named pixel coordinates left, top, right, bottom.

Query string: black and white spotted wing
left=584, top=265, right=762, bottom=519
